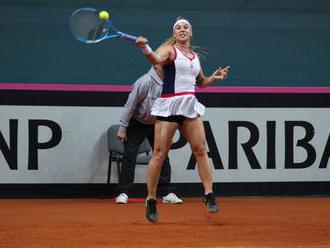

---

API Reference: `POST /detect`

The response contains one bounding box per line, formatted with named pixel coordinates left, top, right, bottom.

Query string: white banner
left=0, top=106, right=329, bottom=183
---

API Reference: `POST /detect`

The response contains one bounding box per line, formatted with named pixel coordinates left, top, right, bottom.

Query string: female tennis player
left=135, top=17, right=230, bottom=222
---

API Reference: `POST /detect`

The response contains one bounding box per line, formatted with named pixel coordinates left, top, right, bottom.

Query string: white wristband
left=141, top=44, right=153, bottom=55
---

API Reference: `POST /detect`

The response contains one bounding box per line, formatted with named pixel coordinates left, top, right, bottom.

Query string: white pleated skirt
left=151, top=95, right=205, bottom=118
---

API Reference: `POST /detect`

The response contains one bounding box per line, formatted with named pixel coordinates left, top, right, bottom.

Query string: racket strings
left=69, top=9, right=109, bottom=43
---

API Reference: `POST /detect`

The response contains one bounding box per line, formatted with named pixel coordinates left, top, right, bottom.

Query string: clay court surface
left=1, top=197, right=330, bottom=248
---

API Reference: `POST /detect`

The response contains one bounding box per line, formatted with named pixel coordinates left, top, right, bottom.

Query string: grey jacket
left=118, top=66, right=163, bottom=133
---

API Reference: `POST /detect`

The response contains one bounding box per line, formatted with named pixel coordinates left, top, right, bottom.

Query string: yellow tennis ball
left=99, top=10, right=109, bottom=20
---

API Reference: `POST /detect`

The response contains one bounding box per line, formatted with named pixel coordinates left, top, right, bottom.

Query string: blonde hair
left=155, top=35, right=207, bottom=59
left=155, top=17, right=207, bottom=58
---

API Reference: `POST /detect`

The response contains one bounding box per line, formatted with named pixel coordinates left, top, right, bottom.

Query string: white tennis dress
left=151, top=46, right=205, bottom=118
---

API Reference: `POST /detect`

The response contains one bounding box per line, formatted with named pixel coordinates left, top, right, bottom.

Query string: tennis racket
left=69, top=7, right=137, bottom=43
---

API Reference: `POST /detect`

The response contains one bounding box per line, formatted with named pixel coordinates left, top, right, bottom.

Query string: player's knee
left=153, top=148, right=167, bottom=164
left=192, top=143, right=207, bottom=157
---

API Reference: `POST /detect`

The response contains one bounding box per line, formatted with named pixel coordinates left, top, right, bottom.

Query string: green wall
left=1, top=0, right=330, bottom=86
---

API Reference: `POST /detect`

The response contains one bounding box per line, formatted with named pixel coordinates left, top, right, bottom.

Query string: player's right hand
left=135, top=36, right=148, bottom=48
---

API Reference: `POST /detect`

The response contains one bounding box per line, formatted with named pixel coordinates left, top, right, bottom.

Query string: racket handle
left=118, top=32, right=137, bottom=42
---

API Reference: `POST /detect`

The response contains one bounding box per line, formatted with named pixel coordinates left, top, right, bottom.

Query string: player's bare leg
left=146, top=120, right=178, bottom=222
left=179, top=117, right=219, bottom=213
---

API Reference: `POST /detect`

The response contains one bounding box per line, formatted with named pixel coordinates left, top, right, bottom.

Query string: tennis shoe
left=162, top=193, right=183, bottom=204
left=145, top=198, right=158, bottom=222
left=115, top=193, right=128, bottom=204
left=204, top=192, right=219, bottom=213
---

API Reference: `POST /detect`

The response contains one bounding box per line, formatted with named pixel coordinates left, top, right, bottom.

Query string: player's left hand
left=213, top=66, right=230, bottom=81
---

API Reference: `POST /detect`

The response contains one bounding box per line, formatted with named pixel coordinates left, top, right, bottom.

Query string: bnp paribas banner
left=1, top=104, right=329, bottom=183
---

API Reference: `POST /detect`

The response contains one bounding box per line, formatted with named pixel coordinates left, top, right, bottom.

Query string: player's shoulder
left=161, top=44, right=173, bottom=50
left=158, top=44, right=174, bottom=54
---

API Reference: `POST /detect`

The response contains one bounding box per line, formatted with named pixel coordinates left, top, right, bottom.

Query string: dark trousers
left=117, top=118, right=174, bottom=197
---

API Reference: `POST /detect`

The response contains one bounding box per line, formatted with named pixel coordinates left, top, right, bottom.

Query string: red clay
left=1, top=197, right=330, bottom=248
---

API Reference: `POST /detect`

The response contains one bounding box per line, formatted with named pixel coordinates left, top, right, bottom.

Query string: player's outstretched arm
left=197, top=66, right=230, bottom=88
left=135, top=37, right=172, bottom=65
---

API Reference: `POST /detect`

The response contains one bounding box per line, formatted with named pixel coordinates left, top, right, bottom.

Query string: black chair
left=107, top=124, right=152, bottom=184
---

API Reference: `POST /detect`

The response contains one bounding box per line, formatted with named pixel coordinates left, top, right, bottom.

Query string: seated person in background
left=115, top=65, right=182, bottom=204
